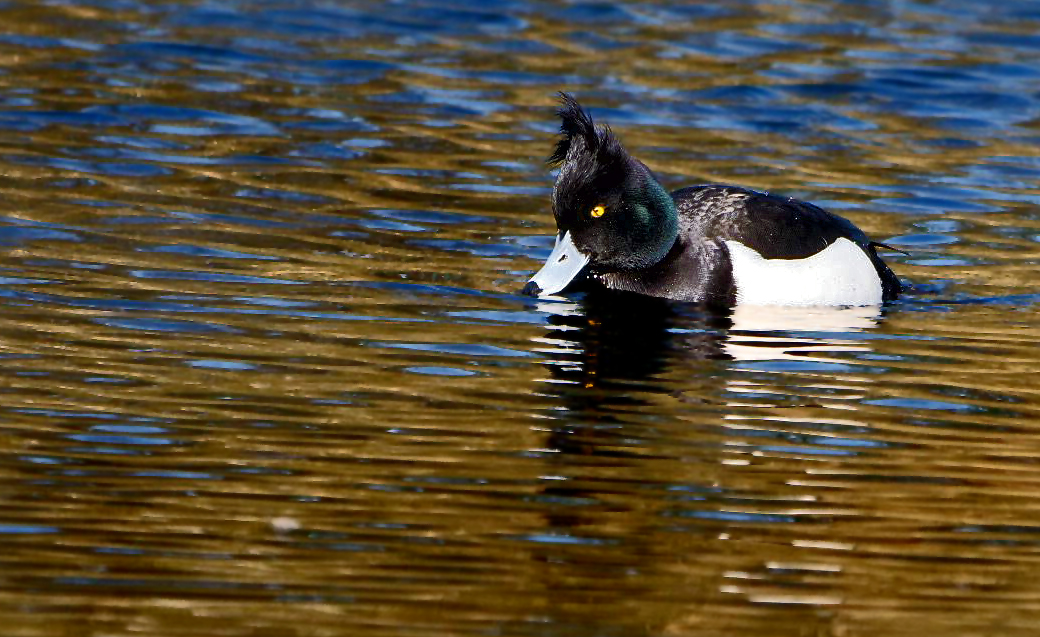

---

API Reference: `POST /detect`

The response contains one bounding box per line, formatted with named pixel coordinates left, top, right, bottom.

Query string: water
left=1, top=1, right=1039, bottom=635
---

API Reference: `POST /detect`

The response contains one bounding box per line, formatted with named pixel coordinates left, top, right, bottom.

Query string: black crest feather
left=547, top=92, right=628, bottom=169
left=548, top=92, right=599, bottom=165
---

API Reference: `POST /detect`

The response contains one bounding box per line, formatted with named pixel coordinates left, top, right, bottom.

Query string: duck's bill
left=522, top=231, right=591, bottom=297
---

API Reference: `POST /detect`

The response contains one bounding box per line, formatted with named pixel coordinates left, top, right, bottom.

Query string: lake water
left=1, top=1, right=1040, bottom=635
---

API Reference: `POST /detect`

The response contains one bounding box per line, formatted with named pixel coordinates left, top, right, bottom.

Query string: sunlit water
left=1, top=1, right=1039, bottom=635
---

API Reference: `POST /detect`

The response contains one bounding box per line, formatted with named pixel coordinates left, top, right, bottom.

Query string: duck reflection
left=533, top=290, right=729, bottom=395
left=533, top=292, right=882, bottom=407
left=522, top=294, right=887, bottom=634
left=531, top=293, right=884, bottom=466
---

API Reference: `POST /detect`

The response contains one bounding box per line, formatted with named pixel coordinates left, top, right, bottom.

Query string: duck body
left=595, top=184, right=901, bottom=305
left=524, top=94, right=901, bottom=306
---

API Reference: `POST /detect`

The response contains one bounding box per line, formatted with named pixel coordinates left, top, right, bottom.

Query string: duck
left=522, top=93, right=902, bottom=306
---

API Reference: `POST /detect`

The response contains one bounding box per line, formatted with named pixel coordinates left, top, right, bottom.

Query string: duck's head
left=523, top=93, right=679, bottom=297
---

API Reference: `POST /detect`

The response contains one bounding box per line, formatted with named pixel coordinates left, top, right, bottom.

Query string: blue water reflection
left=0, top=0, right=1038, bottom=635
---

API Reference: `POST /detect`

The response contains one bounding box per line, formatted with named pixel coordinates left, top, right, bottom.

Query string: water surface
left=1, top=1, right=1040, bottom=636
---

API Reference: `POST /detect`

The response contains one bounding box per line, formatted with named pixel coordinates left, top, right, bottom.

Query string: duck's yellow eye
left=590, top=205, right=606, bottom=218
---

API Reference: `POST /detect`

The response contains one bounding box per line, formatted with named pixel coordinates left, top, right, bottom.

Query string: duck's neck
left=637, top=177, right=679, bottom=267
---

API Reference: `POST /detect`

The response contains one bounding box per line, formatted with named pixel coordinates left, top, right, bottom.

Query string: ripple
left=1, top=1, right=1040, bottom=636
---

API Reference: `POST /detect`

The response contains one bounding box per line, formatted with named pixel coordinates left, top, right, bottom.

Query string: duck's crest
left=548, top=92, right=625, bottom=168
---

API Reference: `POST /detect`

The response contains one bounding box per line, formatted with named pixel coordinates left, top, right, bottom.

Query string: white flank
left=724, top=237, right=882, bottom=306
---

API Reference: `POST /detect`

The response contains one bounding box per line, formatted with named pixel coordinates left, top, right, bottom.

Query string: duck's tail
left=870, top=241, right=910, bottom=257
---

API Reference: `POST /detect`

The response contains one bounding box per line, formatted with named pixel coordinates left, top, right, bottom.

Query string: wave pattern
left=0, top=1, right=1039, bottom=636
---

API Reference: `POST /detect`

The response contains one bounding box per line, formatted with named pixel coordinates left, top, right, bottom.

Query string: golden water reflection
left=1, top=0, right=1040, bottom=635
